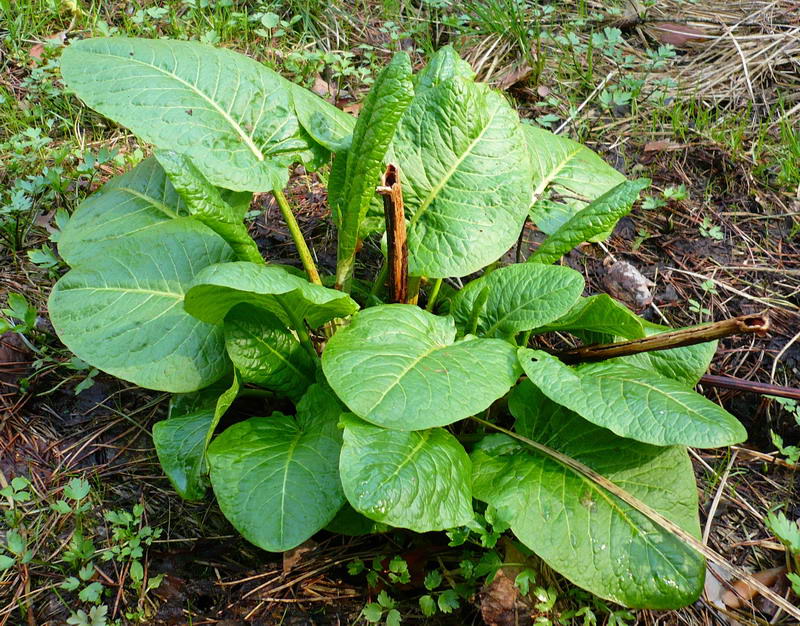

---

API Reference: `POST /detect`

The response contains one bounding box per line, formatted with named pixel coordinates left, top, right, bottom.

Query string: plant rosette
left=48, top=37, right=748, bottom=609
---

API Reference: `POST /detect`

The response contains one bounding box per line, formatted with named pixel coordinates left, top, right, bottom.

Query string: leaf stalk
left=272, top=189, right=322, bottom=286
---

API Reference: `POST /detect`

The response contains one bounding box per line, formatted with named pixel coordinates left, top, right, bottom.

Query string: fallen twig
left=557, top=312, right=770, bottom=364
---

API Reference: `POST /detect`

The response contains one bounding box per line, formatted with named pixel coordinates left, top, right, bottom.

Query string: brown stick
left=557, top=312, right=770, bottom=364
left=699, top=375, right=800, bottom=401
left=377, top=164, right=408, bottom=305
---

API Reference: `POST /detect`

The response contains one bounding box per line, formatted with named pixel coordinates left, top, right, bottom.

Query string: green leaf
left=49, top=219, right=235, bottom=392
left=64, top=478, right=91, bottom=501
left=390, top=78, right=532, bottom=278
left=524, top=125, right=626, bottom=235
left=57, top=157, right=187, bottom=266
left=184, top=261, right=358, bottom=328
left=339, top=414, right=474, bottom=531
left=377, top=589, right=395, bottom=609
left=531, top=294, right=645, bottom=342
left=363, top=603, right=383, bottom=623
left=414, top=45, right=476, bottom=95
left=335, top=52, right=414, bottom=289
left=766, top=511, right=800, bottom=554
left=6, top=530, right=24, bottom=555
left=437, top=589, right=460, bottom=613
left=155, top=151, right=263, bottom=264
left=450, top=264, right=584, bottom=337
left=517, top=349, right=746, bottom=447
left=386, top=609, right=401, bottom=626
left=529, top=179, right=650, bottom=265
left=61, top=37, right=324, bottom=192
left=224, top=304, right=315, bottom=400
left=0, top=555, right=16, bottom=571
left=419, top=594, right=437, bottom=617
left=471, top=380, right=705, bottom=609
left=207, top=384, right=345, bottom=551
left=78, top=581, right=103, bottom=603
left=322, top=304, right=520, bottom=430
left=291, top=83, right=355, bottom=152
left=153, top=409, right=213, bottom=500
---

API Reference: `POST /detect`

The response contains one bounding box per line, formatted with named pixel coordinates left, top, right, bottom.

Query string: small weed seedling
left=769, top=397, right=800, bottom=464
left=46, top=37, right=752, bottom=611
left=766, top=511, right=800, bottom=596
left=699, top=216, right=725, bottom=240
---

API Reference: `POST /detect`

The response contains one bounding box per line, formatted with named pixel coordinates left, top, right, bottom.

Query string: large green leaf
left=414, top=45, right=476, bottom=95
left=517, top=349, right=746, bottom=447
left=291, top=83, right=355, bottom=152
left=49, top=219, right=235, bottom=392
left=532, top=294, right=645, bottom=342
left=449, top=264, right=584, bottom=337
left=152, top=375, right=239, bottom=500
left=207, top=384, right=345, bottom=552
left=528, top=179, right=650, bottom=265
left=322, top=305, right=520, bottom=430
left=339, top=414, right=473, bottom=531
left=57, top=157, right=187, bottom=266
left=390, top=78, right=532, bottom=278
left=184, top=261, right=359, bottom=328
left=155, top=150, right=263, bottom=264
left=524, top=125, right=626, bottom=234
left=334, top=53, right=414, bottom=289
left=471, top=380, right=704, bottom=609
left=224, top=304, right=315, bottom=401
left=153, top=409, right=213, bottom=500
left=61, top=37, right=324, bottom=192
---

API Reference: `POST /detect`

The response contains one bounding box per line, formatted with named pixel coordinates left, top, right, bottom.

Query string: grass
left=2, top=0, right=799, bottom=623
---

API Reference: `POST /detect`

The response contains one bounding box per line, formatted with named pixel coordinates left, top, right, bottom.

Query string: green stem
left=280, top=302, right=318, bottom=361
left=407, top=275, right=421, bottom=305
left=467, top=286, right=489, bottom=335
left=519, top=329, right=533, bottom=348
left=425, top=278, right=443, bottom=312
left=273, top=189, right=322, bottom=286
left=370, top=261, right=388, bottom=297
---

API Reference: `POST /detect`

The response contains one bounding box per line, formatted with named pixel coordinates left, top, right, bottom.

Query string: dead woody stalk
left=555, top=311, right=800, bottom=400
left=377, top=164, right=409, bottom=305
left=557, top=312, right=771, bottom=364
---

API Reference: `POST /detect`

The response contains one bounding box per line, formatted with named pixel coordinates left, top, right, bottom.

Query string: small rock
left=601, top=259, right=654, bottom=311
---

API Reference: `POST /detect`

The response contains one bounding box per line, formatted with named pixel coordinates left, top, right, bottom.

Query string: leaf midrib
left=484, top=279, right=578, bottom=336
left=531, top=145, right=582, bottom=203
left=115, top=187, right=180, bottom=218
left=67, top=286, right=183, bottom=299
left=237, top=324, right=312, bottom=384
left=589, top=370, right=722, bottom=427
left=407, top=102, right=500, bottom=229
left=375, top=430, right=433, bottom=494
left=279, top=430, right=303, bottom=545
left=83, top=49, right=265, bottom=162
left=365, top=342, right=447, bottom=416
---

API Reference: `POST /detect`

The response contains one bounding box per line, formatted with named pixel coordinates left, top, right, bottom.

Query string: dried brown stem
left=699, top=375, right=800, bottom=401
left=377, top=164, right=408, bottom=305
left=557, top=312, right=770, bottom=364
